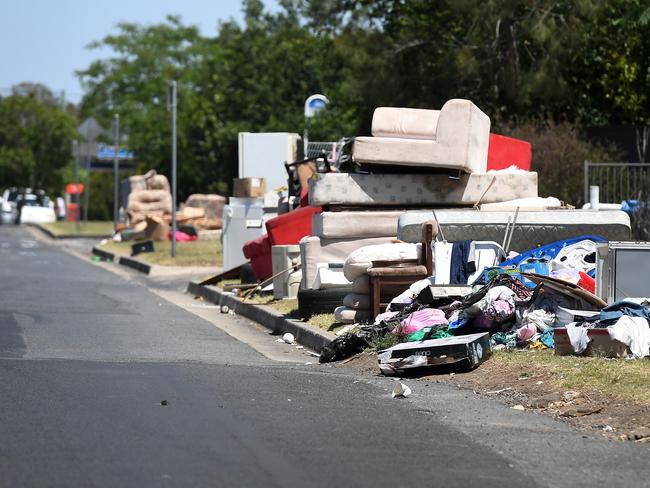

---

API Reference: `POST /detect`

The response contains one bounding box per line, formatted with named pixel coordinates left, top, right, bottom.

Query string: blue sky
left=0, top=0, right=279, bottom=103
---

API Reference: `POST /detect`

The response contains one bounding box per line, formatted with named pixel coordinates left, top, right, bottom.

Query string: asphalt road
left=0, top=225, right=648, bottom=488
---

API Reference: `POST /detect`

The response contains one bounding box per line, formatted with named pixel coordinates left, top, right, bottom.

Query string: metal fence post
left=583, top=160, right=590, bottom=207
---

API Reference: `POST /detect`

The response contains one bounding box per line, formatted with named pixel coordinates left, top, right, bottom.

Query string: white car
left=17, top=194, right=56, bottom=224
left=1, top=187, right=19, bottom=224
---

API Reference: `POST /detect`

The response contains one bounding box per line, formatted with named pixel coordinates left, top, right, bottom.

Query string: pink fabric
left=375, top=311, right=399, bottom=325
left=485, top=299, right=514, bottom=322
left=395, top=308, right=447, bottom=335
left=167, top=230, right=197, bottom=242
left=517, top=323, right=537, bottom=342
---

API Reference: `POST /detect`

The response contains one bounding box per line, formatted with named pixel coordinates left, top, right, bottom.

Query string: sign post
left=77, top=117, right=105, bottom=226
left=112, top=114, right=120, bottom=233
left=168, top=81, right=178, bottom=258
left=72, top=139, right=80, bottom=232
left=303, top=94, right=329, bottom=157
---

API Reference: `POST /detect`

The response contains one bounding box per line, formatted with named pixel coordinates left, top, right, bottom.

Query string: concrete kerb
left=91, top=246, right=115, bottom=262
left=91, top=246, right=153, bottom=274
left=118, top=255, right=152, bottom=275
left=187, top=280, right=335, bottom=353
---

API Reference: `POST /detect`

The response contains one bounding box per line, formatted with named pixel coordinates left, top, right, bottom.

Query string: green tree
left=0, top=85, right=76, bottom=193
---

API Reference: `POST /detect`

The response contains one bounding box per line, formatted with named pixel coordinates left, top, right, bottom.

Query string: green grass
left=41, top=221, right=114, bottom=237
left=100, top=239, right=222, bottom=267
left=237, top=292, right=340, bottom=331
left=491, top=349, right=650, bottom=404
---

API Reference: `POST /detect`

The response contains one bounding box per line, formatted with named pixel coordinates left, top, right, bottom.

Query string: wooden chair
left=368, top=220, right=437, bottom=318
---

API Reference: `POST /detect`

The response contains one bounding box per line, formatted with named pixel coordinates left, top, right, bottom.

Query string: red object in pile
left=243, top=205, right=322, bottom=282
left=578, top=271, right=596, bottom=294
left=487, top=133, right=532, bottom=171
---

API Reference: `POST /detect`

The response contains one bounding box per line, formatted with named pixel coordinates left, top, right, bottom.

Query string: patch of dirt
left=332, top=351, right=650, bottom=443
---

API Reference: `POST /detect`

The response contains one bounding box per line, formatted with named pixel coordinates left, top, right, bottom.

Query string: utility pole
left=169, top=81, right=177, bottom=258
left=112, top=114, right=120, bottom=233
left=72, top=139, right=80, bottom=232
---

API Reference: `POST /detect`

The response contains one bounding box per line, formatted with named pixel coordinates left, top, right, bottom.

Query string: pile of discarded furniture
left=227, top=99, right=645, bottom=370
left=116, top=169, right=225, bottom=242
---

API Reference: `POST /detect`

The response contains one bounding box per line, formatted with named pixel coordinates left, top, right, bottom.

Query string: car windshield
left=21, top=195, right=49, bottom=207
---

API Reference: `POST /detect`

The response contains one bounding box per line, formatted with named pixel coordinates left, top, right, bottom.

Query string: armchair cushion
left=353, top=99, right=491, bottom=174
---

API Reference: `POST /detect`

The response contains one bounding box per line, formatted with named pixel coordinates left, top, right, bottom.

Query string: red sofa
left=243, top=205, right=322, bottom=282
left=487, top=133, right=532, bottom=171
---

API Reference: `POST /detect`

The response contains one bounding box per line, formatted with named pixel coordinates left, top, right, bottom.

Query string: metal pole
left=583, top=160, right=589, bottom=207
left=83, top=157, right=90, bottom=225
left=73, top=139, right=80, bottom=232
left=170, top=81, right=177, bottom=258
left=113, top=114, right=120, bottom=233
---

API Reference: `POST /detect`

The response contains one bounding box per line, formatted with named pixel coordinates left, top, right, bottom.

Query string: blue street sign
left=96, top=144, right=134, bottom=160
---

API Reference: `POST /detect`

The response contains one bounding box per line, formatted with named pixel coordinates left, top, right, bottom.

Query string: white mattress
left=406, top=209, right=631, bottom=252
left=309, top=172, right=538, bottom=207
left=312, top=211, right=402, bottom=239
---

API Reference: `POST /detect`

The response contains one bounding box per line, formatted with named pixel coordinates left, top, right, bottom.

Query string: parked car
left=1, top=187, right=19, bottom=224
left=16, top=192, right=56, bottom=224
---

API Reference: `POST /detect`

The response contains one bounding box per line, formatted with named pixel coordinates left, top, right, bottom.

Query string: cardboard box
left=233, top=177, right=266, bottom=198
left=377, top=332, right=491, bottom=375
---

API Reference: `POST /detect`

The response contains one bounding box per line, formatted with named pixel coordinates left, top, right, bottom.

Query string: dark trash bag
left=319, top=334, right=369, bottom=363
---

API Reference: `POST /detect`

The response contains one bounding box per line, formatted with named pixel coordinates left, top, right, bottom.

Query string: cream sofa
left=353, top=100, right=491, bottom=173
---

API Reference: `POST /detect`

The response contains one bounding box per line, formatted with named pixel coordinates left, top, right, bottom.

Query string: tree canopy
left=0, top=84, right=76, bottom=193
left=3, top=0, right=648, bottom=209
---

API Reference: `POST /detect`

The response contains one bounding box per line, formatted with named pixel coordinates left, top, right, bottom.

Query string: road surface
left=0, top=225, right=647, bottom=487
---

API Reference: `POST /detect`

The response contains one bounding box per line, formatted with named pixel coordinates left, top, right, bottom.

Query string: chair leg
left=371, top=276, right=381, bottom=319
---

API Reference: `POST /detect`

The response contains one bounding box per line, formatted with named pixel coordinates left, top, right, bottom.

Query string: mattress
left=400, top=209, right=631, bottom=253
left=313, top=211, right=403, bottom=239
left=309, top=172, right=538, bottom=207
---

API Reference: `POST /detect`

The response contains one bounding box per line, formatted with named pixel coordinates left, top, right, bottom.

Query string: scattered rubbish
left=91, top=255, right=101, bottom=262
left=377, top=333, right=491, bottom=376
left=535, top=380, right=544, bottom=385
left=602, top=425, right=614, bottom=432
left=220, top=305, right=230, bottom=314
left=282, top=332, right=295, bottom=344
left=392, top=382, right=412, bottom=398
left=627, top=427, right=650, bottom=440
left=131, top=239, right=155, bottom=256
left=295, top=345, right=304, bottom=350
left=512, top=405, right=525, bottom=411
left=486, top=387, right=513, bottom=395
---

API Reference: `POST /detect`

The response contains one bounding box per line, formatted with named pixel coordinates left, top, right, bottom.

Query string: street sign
left=96, top=144, right=134, bottom=160
left=77, top=117, right=105, bottom=142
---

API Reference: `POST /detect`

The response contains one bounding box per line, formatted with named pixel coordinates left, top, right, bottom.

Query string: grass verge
left=101, top=239, right=222, bottom=267
left=41, top=221, right=114, bottom=237
left=490, top=349, right=650, bottom=404
left=221, top=286, right=341, bottom=332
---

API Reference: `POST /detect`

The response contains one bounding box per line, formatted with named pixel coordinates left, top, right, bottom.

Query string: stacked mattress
left=399, top=209, right=631, bottom=252
left=308, top=172, right=538, bottom=207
